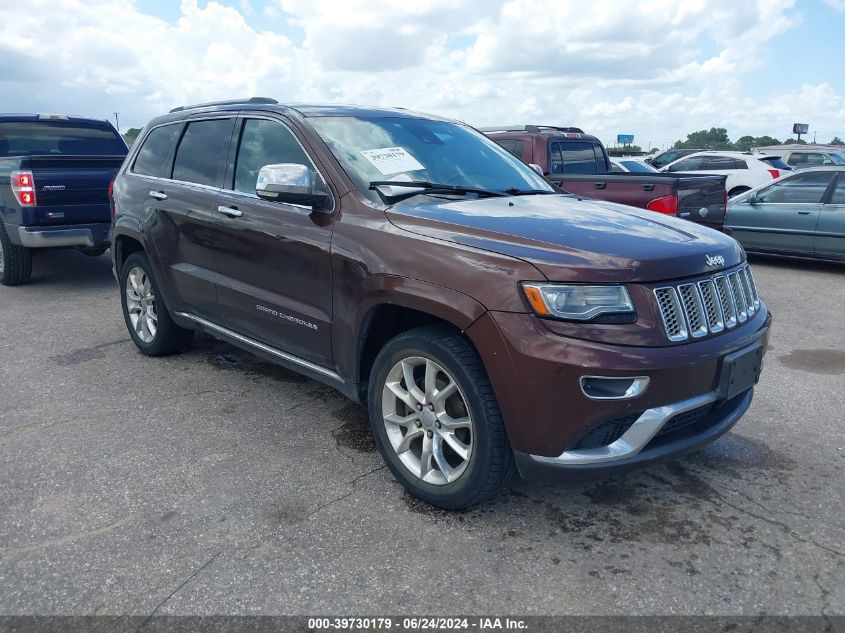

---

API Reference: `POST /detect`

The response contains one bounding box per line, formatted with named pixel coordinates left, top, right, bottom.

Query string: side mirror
left=528, top=163, right=544, bottom=175
left=746, top=192, right=758, bottom=204
left=256, top=163, right=330, bottom=211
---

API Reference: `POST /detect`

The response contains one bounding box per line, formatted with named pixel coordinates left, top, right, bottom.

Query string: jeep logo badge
left=705, top=254, right=725, bottom=267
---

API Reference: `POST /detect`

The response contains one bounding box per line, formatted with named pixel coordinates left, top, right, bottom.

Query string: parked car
left=757, top=145, right=845, bottom=170
left=647, top=148, right=708, bottom=170
left=726, top=167, right=845, bottom=261
left=0, top=114, right=128, bottom=285
left=484, top=125, right=728, bottom=230
left=610, top=157, right=659, bottom=173
left=660, top=151, right=792, bottom=198
left=112, top=98, right=771, bottom=509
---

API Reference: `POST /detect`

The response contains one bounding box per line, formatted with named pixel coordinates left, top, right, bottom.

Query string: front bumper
left=466, top=306, right=771, bottom=473
left=514, top=388, right=751, bottom=482
left=14, top=223, right=110, bottom=249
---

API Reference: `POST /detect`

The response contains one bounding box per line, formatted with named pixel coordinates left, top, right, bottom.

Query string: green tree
left=734, top=135, right=756, bottom=150
left=830, top=137, right=844, bottom=146
left=673, top=127, right=732, bottom=150
left=123, top=127, right=142, bottom=147
left=754, top=135, right=781, bottom=146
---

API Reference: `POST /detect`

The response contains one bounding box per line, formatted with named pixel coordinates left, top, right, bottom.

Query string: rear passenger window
left=172, top=118, right=234, bottom=187
left=132, top=124, right=181, bottom=177
left=233, top=119, right=323, bottom=195
left=704, top=156, right=736, bottom=170
left=550, top=141, right=605, bottom=174
left=667, top=156, right=705, bottom=172
left=757, top=171, right=833, bottom=204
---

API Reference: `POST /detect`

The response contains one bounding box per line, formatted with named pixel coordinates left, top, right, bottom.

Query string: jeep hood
left=386, top=194, right=743, bottom=283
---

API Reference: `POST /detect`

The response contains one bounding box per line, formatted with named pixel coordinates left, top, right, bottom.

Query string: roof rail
left=169, top=97, right=279, bottom=113
left=478, top=125, right=585, bottom=134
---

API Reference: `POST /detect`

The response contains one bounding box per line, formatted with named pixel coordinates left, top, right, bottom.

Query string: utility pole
left=114, top=112, right=120, bottom=132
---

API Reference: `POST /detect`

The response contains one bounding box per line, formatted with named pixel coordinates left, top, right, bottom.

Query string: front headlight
left=521, top=283, right=635, bottom=321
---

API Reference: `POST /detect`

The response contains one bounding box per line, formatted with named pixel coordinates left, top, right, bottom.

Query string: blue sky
left=2, top=0, right=844, bottom=147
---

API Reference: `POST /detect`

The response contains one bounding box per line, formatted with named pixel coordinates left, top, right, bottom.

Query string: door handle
left=148, top=191, right=167, bottom=201
left=217, top=205, right=243, bottom=218
left=594, top=182, right=607, bottom=190
left=797, top=211, right=811, bottom=215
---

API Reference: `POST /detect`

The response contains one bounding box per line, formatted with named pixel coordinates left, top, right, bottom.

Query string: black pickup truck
left=0, top=114, right=128, bottom=285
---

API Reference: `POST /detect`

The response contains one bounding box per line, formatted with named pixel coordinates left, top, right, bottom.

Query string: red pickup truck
left=482, top=126, right=728, bottom=231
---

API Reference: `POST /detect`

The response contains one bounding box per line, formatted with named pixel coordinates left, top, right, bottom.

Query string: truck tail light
left=767, top=169, right=780, bottom=179
left=646, top=194, right=678, bottom=215
left=11, top=170, right=36, bottom=207
left=108, top=180, right=117, bottom=218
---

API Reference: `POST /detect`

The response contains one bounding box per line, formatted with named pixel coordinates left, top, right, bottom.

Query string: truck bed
left=549, top=172, right=728, bottom=231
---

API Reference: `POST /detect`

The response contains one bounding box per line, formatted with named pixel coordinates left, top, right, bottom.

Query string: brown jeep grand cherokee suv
left=111, top=98, right=771, bottom=509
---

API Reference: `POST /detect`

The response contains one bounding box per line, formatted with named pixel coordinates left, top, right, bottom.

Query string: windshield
left=308, top=116, right=554, bottom=202
left=0, top=121, right=127, bottom=156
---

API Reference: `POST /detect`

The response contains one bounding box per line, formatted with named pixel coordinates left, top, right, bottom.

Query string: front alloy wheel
left=125, top=266, right=158, bottom=343
left=368, top=325, right=514, bottom=509
left=382, top=356, right=474, bottom=485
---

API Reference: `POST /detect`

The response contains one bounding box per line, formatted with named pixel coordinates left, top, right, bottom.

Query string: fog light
left=580, top=376, right=650, bottom=400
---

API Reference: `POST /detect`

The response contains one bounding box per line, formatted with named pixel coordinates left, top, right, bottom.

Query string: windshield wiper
left=369, top=180, right=510, bottom=203
left=503, top=188, right=555, bottom=196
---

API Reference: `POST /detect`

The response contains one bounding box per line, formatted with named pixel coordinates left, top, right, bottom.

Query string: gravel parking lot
left=0, top=250, right=842, bottom=617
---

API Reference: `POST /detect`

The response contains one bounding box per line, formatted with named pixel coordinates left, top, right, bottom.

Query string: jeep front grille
left=654, top=264, right=760, bottom=343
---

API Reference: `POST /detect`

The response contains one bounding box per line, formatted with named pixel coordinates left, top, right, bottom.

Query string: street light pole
left=114, top=112, right=120, bottom=132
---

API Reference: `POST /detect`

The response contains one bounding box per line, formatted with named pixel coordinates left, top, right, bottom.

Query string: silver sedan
left=726, top=167, right=845, bottom=261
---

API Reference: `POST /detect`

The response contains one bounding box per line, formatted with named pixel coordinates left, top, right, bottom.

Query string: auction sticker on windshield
left=360, top=147, right=424, bottom=175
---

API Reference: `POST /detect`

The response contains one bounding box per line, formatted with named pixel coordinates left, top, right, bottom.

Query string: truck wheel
left=120, top=251, right=193, bottom=356
left=368, top=325, right=514, bottom=510
left=0, top=223, right=33, bottom=286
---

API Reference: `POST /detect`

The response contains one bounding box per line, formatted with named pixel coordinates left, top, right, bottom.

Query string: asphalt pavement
left=0, top=249, right=842, bottom=617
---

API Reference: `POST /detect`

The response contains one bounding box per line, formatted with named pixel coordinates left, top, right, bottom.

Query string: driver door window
left=232, top=118, right=327, bottom=196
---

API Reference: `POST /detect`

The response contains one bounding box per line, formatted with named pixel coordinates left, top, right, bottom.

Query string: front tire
left=368, top=325, right=514, bottom=510
left=120, top=251, right=193, bottom=356
left=0, top=223, right=33, bottom=286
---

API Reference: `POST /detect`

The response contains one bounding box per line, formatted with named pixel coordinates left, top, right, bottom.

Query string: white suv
left=660, top=151, right=792, bottom=197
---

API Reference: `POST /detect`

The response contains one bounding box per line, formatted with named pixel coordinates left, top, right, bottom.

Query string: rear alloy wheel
left=0, top=222, right=33, bottom=286
left=369, top=325, right=514, bottom=509
left=125, top=266, right=158, bottom=343
left=120, top=251, right=193, bottom=356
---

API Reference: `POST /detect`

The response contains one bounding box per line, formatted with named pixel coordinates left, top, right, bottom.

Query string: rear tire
left=368, top=325, right=514, bottom=510
left=0, top=222, right=33, bottom=286
left=728, top=186, right=751, bottom=198
left=119, top=251, right=193, bottom=356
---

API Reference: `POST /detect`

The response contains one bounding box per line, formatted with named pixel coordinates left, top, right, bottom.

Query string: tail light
left=108, top=180, right=117, bottom=218
left=767, top=169, right=780, bottom=179
left=11, top=171, right=36, bottom=206
left=646, top=194, right=678, bottom=215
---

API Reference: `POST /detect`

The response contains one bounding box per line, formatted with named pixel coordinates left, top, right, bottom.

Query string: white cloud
left=0, top=0, right=842, bottom=147
left=824, top=0, right=845, bottom=13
